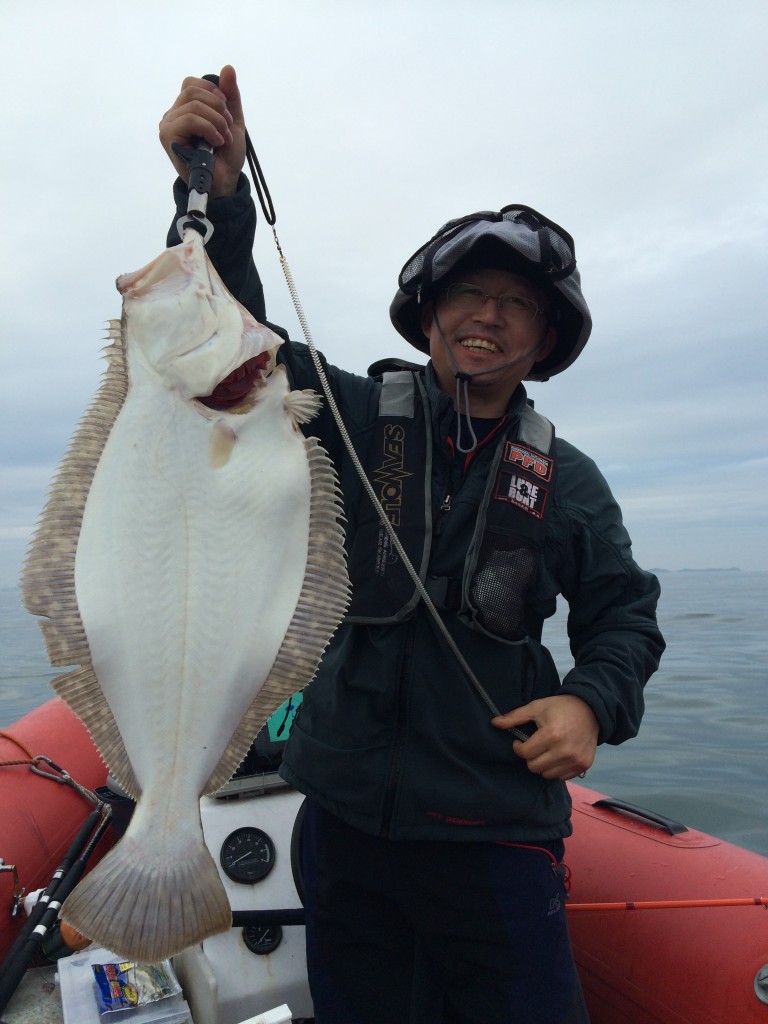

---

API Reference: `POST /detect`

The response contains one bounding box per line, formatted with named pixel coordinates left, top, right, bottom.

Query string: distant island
left=650, top=567, right=742, bottom=574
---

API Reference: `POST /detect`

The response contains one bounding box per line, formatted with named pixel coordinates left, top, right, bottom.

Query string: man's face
left=421, top=268, right=556, bottom=416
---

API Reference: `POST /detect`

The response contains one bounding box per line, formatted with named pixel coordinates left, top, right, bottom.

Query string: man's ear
left=420, top=301, right=434, bottom=341
left=538, top=326, right=557, bottom=361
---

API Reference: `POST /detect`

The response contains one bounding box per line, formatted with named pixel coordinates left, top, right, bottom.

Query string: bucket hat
left=390, top=205, right=592, bottom=380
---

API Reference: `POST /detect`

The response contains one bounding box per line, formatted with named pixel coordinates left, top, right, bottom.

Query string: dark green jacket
left=169, top=179, right=665, bottom=842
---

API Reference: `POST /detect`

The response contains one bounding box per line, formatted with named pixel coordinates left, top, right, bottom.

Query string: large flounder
left=22, top=230, right=350, bottom=962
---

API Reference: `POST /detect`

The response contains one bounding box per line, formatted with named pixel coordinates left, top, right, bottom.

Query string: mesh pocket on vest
left=468, top=531, right=539, bottom=641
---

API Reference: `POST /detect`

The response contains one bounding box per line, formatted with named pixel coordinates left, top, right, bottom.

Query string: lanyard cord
left=243, top=133, right=527, bottom=737
left=269, top=229, right=533, bottom=736
left=245, top=128, right=276, bottom=226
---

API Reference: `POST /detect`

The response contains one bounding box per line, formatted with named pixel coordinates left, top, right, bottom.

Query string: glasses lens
left=445, top=283, right=484, bottom=306
left=444, top=284, right=539, bottom=320
left=498, top=294, right=538, bottom=319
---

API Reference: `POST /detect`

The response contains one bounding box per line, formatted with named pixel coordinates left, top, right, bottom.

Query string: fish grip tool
left=174, top=73, right=276, bottom=242
left=234, top=103, right=532, bottom=744
left=173, top=139, right=215, bottom=242
left=172, top=74, right=223, bottom=243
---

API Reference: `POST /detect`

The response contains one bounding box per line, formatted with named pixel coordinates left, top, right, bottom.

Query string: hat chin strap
left=433, top=312, right=546, bottom=454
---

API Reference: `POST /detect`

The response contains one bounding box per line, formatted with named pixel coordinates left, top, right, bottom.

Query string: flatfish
left=21, top=230, right=350, bottom=962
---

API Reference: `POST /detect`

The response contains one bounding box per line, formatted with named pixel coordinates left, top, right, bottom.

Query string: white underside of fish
left=22, top=232, right=350, bottom=962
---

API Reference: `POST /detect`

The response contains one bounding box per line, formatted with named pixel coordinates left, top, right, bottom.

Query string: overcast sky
left=1, top=0, right=766, bottom=591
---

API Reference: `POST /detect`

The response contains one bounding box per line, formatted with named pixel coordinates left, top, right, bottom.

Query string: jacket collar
left=423, top=362, right=529, bottom=437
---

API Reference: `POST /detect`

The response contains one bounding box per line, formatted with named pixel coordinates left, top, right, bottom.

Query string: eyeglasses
left=440, top=282, right=542, bottom=321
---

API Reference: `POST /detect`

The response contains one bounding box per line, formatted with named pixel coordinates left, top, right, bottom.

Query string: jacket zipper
left=435, top=492, right=452, bottom=535
left=435, top=415, right=511, bottom=537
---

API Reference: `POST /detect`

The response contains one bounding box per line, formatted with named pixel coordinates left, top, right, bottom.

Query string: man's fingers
left=217, top=65, right=244, bottom=127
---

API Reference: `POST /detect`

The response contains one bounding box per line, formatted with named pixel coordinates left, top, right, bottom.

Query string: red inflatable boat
left=0, top=699, right=115, bottom=963
left=2, top=698, right=767, bottom=1023
left=566, top=783, right=768, bottom=1023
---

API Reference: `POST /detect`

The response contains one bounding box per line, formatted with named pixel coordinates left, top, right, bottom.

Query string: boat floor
left=3, top=966, right=61, bottom=1024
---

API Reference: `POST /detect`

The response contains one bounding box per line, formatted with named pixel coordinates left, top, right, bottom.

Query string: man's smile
left=457, top=336, right=502, bottom=354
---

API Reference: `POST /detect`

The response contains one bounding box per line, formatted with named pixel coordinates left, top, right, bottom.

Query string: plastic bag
left=92, top=959, right=181, bottom=1015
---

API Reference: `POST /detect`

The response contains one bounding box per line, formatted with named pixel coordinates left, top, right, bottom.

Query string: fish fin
left=284, top=388, right=322, bottom=426
left=209, top=419, right=237, bottom=468
left=49, top=667, right=139, bottom=799
left=204, top=436, right=350, bottom=793
left=21, top=318, right=139, bottom=798
left=61, top=823, right=231, bottom=963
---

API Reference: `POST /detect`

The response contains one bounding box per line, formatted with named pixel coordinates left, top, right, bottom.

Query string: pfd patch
left=502, top=441, right=553, bottom=481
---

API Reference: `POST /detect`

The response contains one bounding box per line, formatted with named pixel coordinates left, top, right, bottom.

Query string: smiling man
left=160, top=67, right=664, bottom=1024
left=421, top=269, right=556, bottom=416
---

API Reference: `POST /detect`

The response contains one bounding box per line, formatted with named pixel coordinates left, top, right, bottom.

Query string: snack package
left=92, top=959, right=182, bottom=1015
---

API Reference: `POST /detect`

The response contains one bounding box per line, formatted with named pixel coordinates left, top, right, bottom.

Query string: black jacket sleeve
left=550, top=440, right=665, bottom=745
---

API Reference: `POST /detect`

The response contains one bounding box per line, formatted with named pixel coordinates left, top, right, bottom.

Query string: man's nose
left=473, top=295, right=504, bottom=323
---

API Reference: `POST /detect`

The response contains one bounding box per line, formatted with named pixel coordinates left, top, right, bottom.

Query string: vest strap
left=346, top=372, right=557, bottom=642
left=346, top=371, right=433, bottom=623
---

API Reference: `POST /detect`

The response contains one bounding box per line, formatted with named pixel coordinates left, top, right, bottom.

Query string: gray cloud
left=1, top=0, right=766, bottom=588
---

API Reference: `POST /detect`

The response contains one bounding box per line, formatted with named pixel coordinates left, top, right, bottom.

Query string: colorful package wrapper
left=92, top=959, right=181, bottom=1015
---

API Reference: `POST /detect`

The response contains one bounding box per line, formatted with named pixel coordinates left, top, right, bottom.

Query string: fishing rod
left=1, top=809, right=99, bottom=953
left=0, top=805, right=111, bottom=1016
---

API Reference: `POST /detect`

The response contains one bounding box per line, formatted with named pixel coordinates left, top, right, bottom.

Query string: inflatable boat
left=1, top=697, right=767, bottom=1023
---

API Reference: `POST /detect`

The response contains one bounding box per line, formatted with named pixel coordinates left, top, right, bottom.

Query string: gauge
left=219, top=826, right=276, bottom=883
left=242, top=923, right=283, bottom=955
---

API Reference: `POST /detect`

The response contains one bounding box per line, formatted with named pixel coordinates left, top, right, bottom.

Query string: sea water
left=1, top=570, right=766, bottom=856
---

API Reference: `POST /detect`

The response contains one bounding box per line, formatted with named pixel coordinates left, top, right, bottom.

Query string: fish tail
left=60, top=830, right=231, bottom=963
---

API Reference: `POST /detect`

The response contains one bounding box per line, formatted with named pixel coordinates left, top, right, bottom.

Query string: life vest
left=346, top=370, right=557, bottom=643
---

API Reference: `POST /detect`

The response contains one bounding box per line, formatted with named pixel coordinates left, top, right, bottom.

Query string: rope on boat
left=0, top=730, right=35, bottom=764
left=0, top=734, right=102, bottom=809
left=567, top=897, right=768, bottom=912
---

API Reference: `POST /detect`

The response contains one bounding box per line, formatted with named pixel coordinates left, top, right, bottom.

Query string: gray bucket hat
left=389, top=205, right=592, bottom=380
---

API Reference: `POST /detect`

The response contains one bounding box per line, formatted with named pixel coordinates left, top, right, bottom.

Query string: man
left=160, top=67, right=664, bottom=1024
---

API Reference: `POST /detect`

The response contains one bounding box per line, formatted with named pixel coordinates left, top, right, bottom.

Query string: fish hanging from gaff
left=21, top=228, right=350, bottom=963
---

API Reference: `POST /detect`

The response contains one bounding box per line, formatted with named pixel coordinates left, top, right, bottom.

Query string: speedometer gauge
left=219, top=826, right=276, bottom=883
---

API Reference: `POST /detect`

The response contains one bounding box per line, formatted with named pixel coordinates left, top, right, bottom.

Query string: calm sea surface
left=1, top=570, right=766, bottom=855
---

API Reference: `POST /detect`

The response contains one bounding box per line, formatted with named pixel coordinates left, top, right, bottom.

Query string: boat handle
left=592, top=798, right=688, bottom=835
left=232, top=909, right=305, bottom=926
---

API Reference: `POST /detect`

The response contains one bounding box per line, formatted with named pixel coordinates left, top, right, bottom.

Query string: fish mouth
left=197, top=353, right=272, bottom=410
